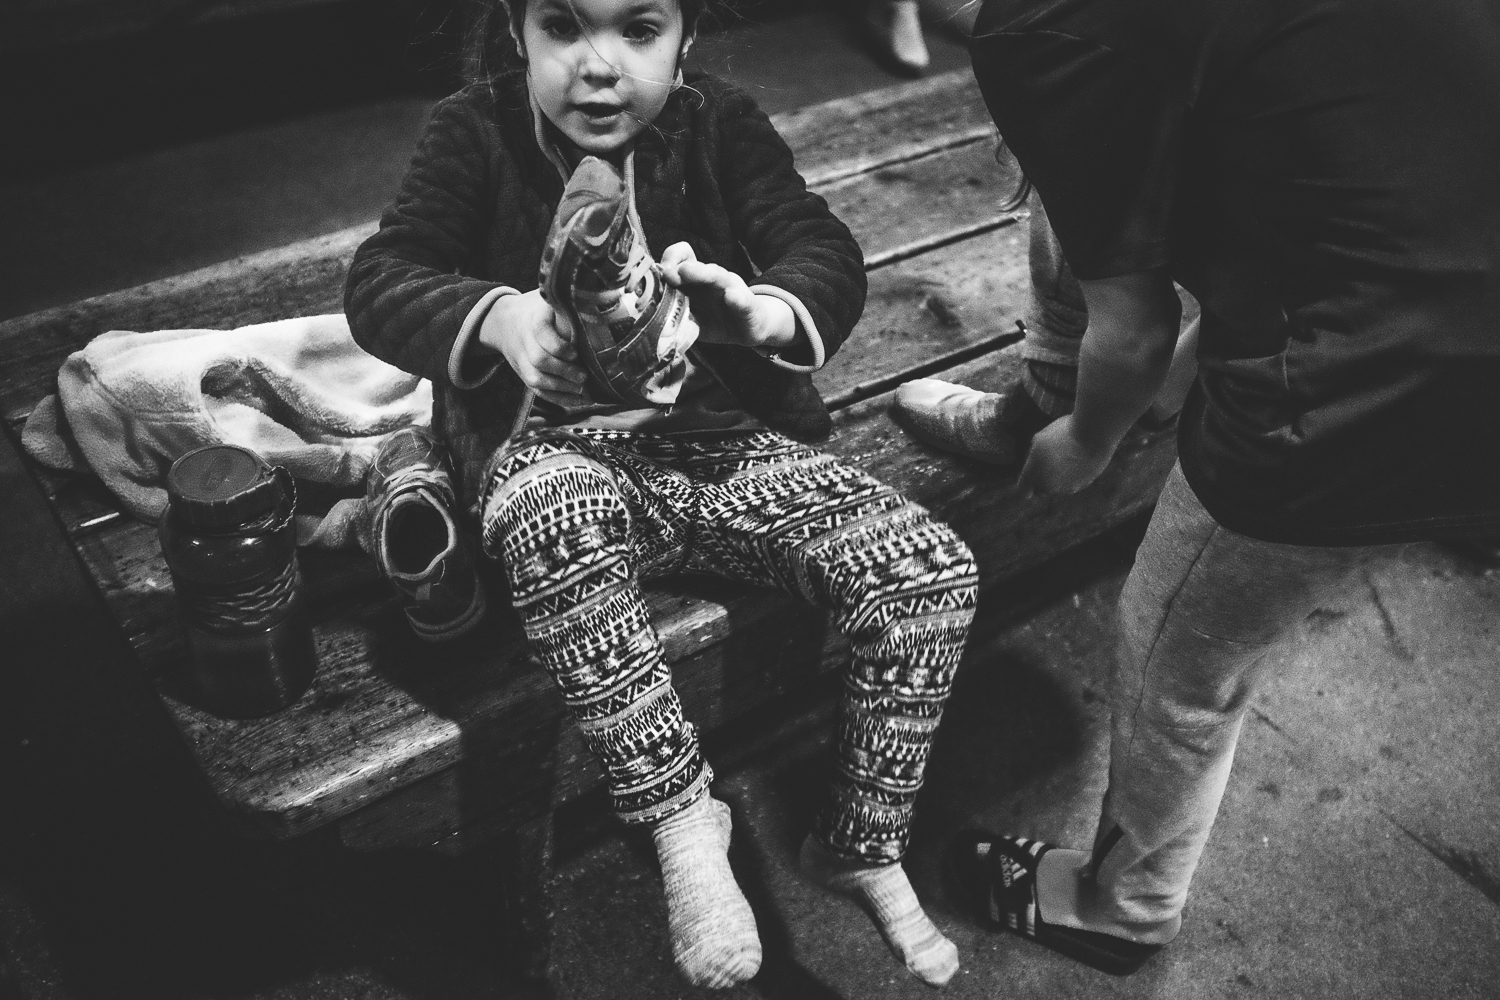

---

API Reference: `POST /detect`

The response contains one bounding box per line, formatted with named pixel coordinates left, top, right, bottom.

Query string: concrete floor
left=3, top=3, right=1499, bottom=998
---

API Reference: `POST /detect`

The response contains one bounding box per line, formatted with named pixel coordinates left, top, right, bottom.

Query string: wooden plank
left=66, top=517, right=385, bottom=674
left=777, top=70, right=993, bottom=187
left=818, top=137, right=1021, bottom=263
left=0, top=70, right=993, bottom=424
left=163, top=578, right=839, bottom=840
left=337, top=595, right=847, bottom=852
left=74, top=499, right=806, bottom=681
left=817, top=221, right=1030, bottom=396
left=13, top=453, right=123, bottom=538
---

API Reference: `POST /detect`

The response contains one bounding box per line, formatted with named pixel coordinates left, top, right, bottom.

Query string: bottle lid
left=166, top=445, right=287, bottom=531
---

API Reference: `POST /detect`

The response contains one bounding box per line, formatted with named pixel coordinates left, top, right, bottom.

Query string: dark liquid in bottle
left=160, top=446, right=318, bottom=718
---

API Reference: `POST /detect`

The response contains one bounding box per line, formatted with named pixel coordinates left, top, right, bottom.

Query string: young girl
left=345, top=0, right=976, bottom=986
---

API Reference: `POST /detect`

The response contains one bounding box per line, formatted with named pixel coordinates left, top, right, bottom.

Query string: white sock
left=652, top=796, right=762, bottom=988
left=800, top=834, right=960, bottom=987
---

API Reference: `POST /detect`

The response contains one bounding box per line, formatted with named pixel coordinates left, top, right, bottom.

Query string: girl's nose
left=577, top=40, right=622, bottom=84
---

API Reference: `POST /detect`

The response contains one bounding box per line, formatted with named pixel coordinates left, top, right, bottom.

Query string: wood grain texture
left=775, top=70, right=995, bottom=187
left=336, top=593, right=847, bottom=852
left=818, top=137, right=1021, bottom=261
left=164, top=579, right=843, bottom=841
left=818, top=221, right=1031, bottom=395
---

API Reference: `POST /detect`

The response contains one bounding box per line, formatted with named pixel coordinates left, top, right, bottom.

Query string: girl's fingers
left=526, top=365, right=586, bottom=395
left=722, top=284, right=757, bottom=313
left=660, top=242, right=696, bottom=267
left=537, top=386, right=592, bottom=408
left=675, top=259, right=732, bottom=289
left=535, top=319, right=577, bottom=362
left=660, top=243, right=696, bottom=286
left=532, top=349, right=586, bottom=385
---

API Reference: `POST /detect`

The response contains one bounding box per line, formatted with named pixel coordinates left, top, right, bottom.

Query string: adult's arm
left=1019, top=268, right=1181, bottom=494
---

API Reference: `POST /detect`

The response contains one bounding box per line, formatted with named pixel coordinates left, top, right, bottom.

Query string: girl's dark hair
left=462, top=0, right=709, bottom=92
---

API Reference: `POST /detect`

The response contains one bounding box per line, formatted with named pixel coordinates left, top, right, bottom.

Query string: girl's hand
left=1017, top=415, right=1116, bottom=496
left=660, top=242, right=796, bottom=350
left=477, top=289, right=589, bottom=403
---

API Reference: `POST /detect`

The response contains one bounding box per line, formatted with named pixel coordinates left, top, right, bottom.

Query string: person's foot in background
left=863, top=0, right=981, bottom=78
left=864, top=0, right=930, bottom=75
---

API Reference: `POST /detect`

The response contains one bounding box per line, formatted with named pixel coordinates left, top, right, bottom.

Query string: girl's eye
left=624, top=20, right=661, bottom=42
left=540, top=15, right=580, bottom=39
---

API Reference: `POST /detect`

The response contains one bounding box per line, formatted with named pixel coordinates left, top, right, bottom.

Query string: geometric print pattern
left=480, top=426, right=978, bottom=860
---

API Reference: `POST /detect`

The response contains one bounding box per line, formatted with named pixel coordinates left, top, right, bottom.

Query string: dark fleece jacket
left=345, top=70, right=867, bottom=508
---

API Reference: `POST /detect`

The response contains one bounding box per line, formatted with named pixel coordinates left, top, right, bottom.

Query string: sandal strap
left=982, top=835, right=1053, bottom=938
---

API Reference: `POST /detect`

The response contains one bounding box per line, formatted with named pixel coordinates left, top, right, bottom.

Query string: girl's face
left=522, top=0, right=690, bottom=158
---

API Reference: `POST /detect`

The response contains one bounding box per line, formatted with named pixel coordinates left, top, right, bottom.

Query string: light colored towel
left=22, top=313, right=432, bottom=547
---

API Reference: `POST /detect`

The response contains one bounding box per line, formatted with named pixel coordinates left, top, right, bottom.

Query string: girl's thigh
left=681, top=431, right=971, bottom=610
left=487, top=426, right=712, bottom=575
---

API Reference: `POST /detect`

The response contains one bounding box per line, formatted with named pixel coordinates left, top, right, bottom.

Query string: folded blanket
left=22, top=314, right=432, bottom=547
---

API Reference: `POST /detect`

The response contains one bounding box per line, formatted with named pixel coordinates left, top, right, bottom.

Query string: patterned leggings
left=479, top=427, right=977, bottom=863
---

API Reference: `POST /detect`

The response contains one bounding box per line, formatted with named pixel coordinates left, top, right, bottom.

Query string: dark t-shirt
left=971, top=0, right=1500, bottom=544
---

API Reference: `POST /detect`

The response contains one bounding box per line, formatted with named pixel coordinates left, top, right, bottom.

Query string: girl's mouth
left=576, top=102, right=624, bottom=120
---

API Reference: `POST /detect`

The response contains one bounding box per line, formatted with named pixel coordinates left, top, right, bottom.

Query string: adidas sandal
left=945, top=831, right=1162, bottom=976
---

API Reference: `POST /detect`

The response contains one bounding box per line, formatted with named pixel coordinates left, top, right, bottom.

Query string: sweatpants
left=479, top=426, right=978, bottom=864
left=1038, top=464, right=1382, bottom=941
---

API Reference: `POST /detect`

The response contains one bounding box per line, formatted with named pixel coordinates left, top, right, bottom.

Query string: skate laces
left=579, top=223, right=658, bottom=334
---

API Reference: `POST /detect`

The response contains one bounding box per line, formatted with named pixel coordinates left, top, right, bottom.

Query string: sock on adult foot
left=652, top=796, right=762, bottom=988
left=800, top=834, right=960, bottom=987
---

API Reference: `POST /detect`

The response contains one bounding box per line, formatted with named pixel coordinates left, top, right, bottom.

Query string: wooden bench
left=0, top=70, right=1178, bottom=980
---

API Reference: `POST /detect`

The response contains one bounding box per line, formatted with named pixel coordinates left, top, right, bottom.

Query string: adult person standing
left=912, top=0, right=1500, bottom=974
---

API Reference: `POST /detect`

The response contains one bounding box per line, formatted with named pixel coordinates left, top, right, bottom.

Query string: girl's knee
left=901, top=516, right=980, bottom=600
left=479, top=430, right=625, bottom=562
left=834, top=514, right=978, bottom=661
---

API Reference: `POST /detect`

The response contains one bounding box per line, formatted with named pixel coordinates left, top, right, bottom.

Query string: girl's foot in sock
left=652, top=795, right=762, bottom=988
left=800, top=834, right=960, bottom=987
